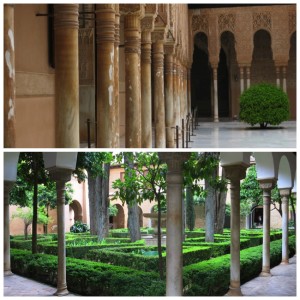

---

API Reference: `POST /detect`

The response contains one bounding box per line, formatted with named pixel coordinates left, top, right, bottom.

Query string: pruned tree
left=74, top=152, right=113, bottom=241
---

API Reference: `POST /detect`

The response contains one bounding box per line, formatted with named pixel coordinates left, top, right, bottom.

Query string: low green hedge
left=87, top=245, right=212, bottom=272
left=36, top=239, right=145, bottom=259
left=10, top=249, right=165, bottom=296
left=183, top=235, right=296, bottom=296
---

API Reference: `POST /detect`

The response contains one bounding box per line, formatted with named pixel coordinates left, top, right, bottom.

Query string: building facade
left=4, top=4, right=296, bottom=148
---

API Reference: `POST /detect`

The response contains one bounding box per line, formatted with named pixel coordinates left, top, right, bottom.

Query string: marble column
left=187, top=68, right=191, bottom=114
left=114, top=5, right=120, bottom=147
left=240, top=67, right=245, bottom=94
left=4, top=182, right=14, bottom=276
left=212, top=66, right=219, bottom=122
left=183, top=67, right=188, bottom=119
left=95, top=5, right=116, bottom=148
left=224, top=165, right=247, bottom=296
left=276, top=67, right=281, bottom=88
left=54, top=4, right=80, bottom=148
left=259, top=179, right=275, bottom=277
left=141, top=30, right=152, bottom=148
left=173, top=58, right=180, bottom=128
left=165, top=50, right=175, bottom=148
left=179, top=63, right=185, bottom=121
left=124, top=14, right=142, bottom=148
left=246, top=66, right=251, bottom=89
left=50, top=171, right=72, bottom=296
left=280, top=188, right=291, bottom=264
left=153, top=40, right=166, bottom=148
left=4, top=4, right=16, bottom=148
left=159, top=152, right=190, bottom=296
left=282, top=66, right=287, bottom=93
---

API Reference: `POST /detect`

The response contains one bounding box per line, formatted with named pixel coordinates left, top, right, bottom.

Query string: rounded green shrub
left=239, top=83, right=289, bottom=128
left=70, top=221, right=89, bottom=233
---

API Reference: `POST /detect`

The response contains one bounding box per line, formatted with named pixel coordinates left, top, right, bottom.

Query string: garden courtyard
left=4, top=152, right=296, bottom=296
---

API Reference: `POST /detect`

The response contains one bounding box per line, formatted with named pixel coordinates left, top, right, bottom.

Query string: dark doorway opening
left=191, top=33, right=212, bottom=118
left=217, top=48, right=230, bottom=117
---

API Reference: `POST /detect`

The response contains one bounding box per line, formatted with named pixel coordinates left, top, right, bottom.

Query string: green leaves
left=240, top=83, right=290, bottom=128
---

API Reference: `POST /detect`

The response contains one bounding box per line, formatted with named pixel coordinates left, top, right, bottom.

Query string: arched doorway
left=251, top=29, right=275, bottom=85
left=191, top=32, right=211, bottom=118
left=69, top=200, right=83, bottom=227
left=218, top=31, right=237, bottom=118
left=110, top=204, right=125, bottom=229
left=251, top=205, right=263, bottom=228
left=287, top=31, right=296, bottom=120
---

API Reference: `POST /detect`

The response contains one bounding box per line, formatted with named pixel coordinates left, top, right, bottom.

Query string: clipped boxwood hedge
left=183, top=236, right=296, bottom=296
left=10, top=249, right=165, bottom=296
left=87, top=245, right=212, bottom=272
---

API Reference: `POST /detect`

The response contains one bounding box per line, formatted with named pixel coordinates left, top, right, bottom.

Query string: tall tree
left=113, top=152, right=167, bottom=279
left=74, top=152, right=112, bottom=240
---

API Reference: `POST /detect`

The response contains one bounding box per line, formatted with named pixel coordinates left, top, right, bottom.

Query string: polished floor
left=190, top=120, right=296, bottom=148
left=4, top=256, right=296, bottom=296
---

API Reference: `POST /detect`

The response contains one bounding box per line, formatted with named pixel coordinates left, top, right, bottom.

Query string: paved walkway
left=4, top=256, right=296, bottom=296
left=241, top=255, right=297, bottom=296
left=190, top=120, right=296, bottom=148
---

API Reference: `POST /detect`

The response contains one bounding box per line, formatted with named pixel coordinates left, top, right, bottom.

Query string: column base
left=281, top=260, right=289, bottom=265
left=4, top=270, right=13, bottom=276
left=225, top=286, right=243, bottom=296
left=214, top=118, right=219, bottom=123
left=259, top=271, right=272, bottom=277
left=54, top=287, right=69, bottom=296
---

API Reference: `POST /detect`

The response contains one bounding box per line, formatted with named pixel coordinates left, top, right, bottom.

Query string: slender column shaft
left=165, top=54, right=174, bottom=148
left=124, top=14, right=141, bottom=148
left=173, top=59, right=180, bottom=127
left=282, top=67, right=287, bottom=93
left=280, top=189, right=290, bottom=264
left=96, top=5, right=115, bottom=148
left=179, top=64, right=185, bottom=121
left=187, top=68, right=191, bottom=114
left=153, top=40, right=166, bottom=148
left=159, top=153, right=190, bottom=296
left=259, top=180, right=275, bottom=277
left=183, top=67, right=188, bottom=119
left=224, top=165, right=247, bottom=296
left=246, top=67, right=251, bottom=89
left=114, top=5, right=120, bottom=147
left=213, top=67, right=219, bottom=122
left=240, top=67, right=245, bottom=94
left=55, top=180, right=69, bottom=296
left=173, top=58, right=180, bottom=126
left=4, top=182, right=14, bottom=276
left=276, top=67, right=281, bottom=88
left=4, top=5, right=16, bottom=148
left=141, top=31, right=152, bottom=148
left=54, top=4, right=80, bottom=147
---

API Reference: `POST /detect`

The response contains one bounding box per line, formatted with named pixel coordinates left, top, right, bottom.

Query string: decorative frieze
left=253, top=12, right=271, bottom=32
left=218, top=13, right=235, bottom=33
left=192, top=15, right=208, bottom=33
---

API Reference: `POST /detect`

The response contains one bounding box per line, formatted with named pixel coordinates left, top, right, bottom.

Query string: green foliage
left=70, top=221, right=89, bottom=233
left=12, top=207, right=50, bottom=226
left=183, top=236, right=296, bottom=296
left=186, top=186, right=195, bottom=231
left=239, top=83, right=289, bottom=128
left=10, top=249, right=165, bottom=296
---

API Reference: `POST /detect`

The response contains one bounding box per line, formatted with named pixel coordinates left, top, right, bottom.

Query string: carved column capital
left=279, top=188, right=291, bottom=202
left=159, top=152, right=190, bottom=174
left=54, top=4, right=79, bottom=29
left=48, top=168, right=72, bottom=185
left=259, top=179, right=276, bottom=191
left=223, top=164, right=247, bottom=183
left=120, top=4, right=145, bottom=17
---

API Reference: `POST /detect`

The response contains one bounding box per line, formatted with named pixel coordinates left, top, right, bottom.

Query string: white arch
left=277, top=155, right=293, bottom=189
left=254, top=153, right=276, bottom=180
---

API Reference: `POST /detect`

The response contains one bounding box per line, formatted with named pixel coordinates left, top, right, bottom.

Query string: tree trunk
left=24, top=223, right=30, bottom=240
left=32, top=154, right=38, bottom=254
left=87, top=170, right=97, bottom=235
left=125, top=154, right=141, bottom=242
left=127, top=202, right=141, bottom=242
left=186, top=186, right=195, bottom=231
left=215, top=168, right=227, bottom=234
left=96, top=163, right=110, bottom=241
left=205, top=177, right=215, bottom=242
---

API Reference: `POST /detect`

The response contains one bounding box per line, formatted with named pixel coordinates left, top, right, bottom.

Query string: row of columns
left=4, top=154, right=73, bottom=296
left=160, top=153, right=294, bottom=296
left=4, top=4, right=191, bottom=148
